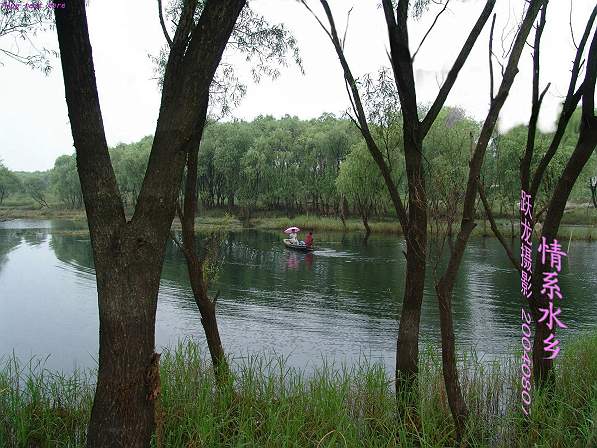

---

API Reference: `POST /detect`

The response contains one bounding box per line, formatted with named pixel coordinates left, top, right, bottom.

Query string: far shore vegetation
left=2, top=115, right=596, bottom=241
left=1, top=331, right=595, bottom=448
left=2, top=204, right=596, bottom=240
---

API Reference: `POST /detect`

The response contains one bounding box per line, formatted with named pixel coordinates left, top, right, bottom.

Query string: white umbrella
left=284, top=226, right=300, bottom=234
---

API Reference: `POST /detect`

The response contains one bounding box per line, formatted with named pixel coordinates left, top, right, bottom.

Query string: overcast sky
left=0, top=0, right=595, bottom=171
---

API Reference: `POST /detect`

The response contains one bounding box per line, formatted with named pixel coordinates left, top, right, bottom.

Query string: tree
left=21, top=171, right=50, bottom=208
left=336, top=143, right=389, bottom=238
left=51, top=154, right=83, bottom=208
left=0, top=161, right=20, bottom=205
left=302, top=0, right=496, bottom=415
left=157, top=0, right=301, bottom=388
left=432, top=1, right=546, bottom=436
left=480, top=3, right=597, bottom=387
left=53, top=0, right=246, bottom=445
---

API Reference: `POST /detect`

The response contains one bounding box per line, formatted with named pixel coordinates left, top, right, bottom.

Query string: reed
left=1, top=332, right=595, bottom=447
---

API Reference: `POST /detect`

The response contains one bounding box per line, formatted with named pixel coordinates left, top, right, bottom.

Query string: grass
left=1, top=332, right=595, bottom=447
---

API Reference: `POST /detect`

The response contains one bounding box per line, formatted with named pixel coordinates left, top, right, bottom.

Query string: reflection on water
left=0, top=219, right=596, bottom=373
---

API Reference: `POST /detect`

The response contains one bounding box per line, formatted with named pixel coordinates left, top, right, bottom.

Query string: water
left=1, top=219, right=595, bottom=373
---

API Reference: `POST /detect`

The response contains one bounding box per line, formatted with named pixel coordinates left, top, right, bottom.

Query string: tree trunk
left=396, top=137, right=427, bottom=398
left=435, top=282, right=468, bottom=437
left=87, top=250, right=162, bottom=447
left=179, top=129, right=230, bottom=385
left=430, top=1, right=545, bottom=437
left=362, top=213, right=371, bottom=236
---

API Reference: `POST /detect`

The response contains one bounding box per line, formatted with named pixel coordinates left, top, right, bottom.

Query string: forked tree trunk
left=54, top=1, right=246, bottom=446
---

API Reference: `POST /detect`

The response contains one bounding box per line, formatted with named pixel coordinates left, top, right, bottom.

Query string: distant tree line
left=2, top=111, right=595, bottom=225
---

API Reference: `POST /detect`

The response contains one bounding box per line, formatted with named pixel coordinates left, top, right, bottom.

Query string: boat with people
left=282, top=226, right=315, bottom=251
left=283, top=238, right=315, bottom=252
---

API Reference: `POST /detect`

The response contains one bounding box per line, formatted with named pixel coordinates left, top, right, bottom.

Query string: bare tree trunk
left=433, top=0, right=545, bottom=438
left=177, top=112, right=230, bottom=384
left=54, top=1, right=246, bottom=446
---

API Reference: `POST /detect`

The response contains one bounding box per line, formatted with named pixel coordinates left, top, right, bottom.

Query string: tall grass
left=1, top=332, right=595, bottom=447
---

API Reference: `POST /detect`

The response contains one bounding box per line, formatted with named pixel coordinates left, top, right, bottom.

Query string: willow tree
left=54, top=0, right=246, bottom=446
left=336, top=143, right=390, bottom=238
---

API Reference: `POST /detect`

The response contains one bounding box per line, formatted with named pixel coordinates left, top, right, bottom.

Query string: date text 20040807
left=0, top=1, right=65, bottom=10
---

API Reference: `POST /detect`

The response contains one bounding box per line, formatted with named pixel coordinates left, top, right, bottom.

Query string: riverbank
left=1, top=332, right=595, bottom=447
left=2, top=206, right=597, bottom=240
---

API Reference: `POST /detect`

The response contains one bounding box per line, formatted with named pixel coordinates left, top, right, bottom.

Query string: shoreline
left=1, top=207, right=596, bottom=240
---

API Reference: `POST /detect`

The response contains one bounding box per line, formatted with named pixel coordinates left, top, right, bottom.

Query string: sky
left=0, top=0, right=595, bottom=172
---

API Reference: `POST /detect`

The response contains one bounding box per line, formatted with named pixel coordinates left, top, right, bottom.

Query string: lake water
left=1, top=219, right=595, bottom=373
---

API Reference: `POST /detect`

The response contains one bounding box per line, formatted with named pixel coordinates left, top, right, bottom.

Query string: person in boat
left=304, top=231, right=313, bottom=248
left=289, top=230, right=299, bottom=244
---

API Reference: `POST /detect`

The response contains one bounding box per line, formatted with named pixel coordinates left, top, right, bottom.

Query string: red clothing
left=305, top=233, right=313, bottom=247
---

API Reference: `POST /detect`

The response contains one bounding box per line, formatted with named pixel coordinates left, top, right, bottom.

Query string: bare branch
left=157, top=0, right=173, bottom=49
left=411, top=0, right=451, bottom=62
left=489, top=13, right=496, bottom=102
left=520, top=3, right=547, bottom=193
left=341, top=7, right=353, bottom=50
left=303, top=0, right=409, bottom=230
left=569, top=0, right=578, bottom=50
left=478, top=182, right=521, bottom=273
left=299, top=0, right=333, bottom=41
left=420, top=0, right=496, bottom=137
left=529, top=4, right=597, bottom=200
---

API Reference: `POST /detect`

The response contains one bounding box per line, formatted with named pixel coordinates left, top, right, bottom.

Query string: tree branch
left=569, top=0, right=578, bottom=50
left=411, top=0, right=451, bottom=62
left=341, top=7, right=353, bottom=50
left=529, top=4, right=597, bottom=200
left=478, top=182, right=521, bottom=272
left=420, top=0, right=496, bottom=138
left=520, top=3, right=547, bottom=193
left=157, top=0, right=173, bottom=49
left=488, top=13, right=496, bottom=102
left=303, top=0, right=409, bottom=231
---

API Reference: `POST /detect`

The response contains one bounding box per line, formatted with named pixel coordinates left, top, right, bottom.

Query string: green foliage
left=109, top=136, right=152, bottom=207
left=19, top=171, right=50, bottom=208
left=0, top=2, right=55, bottom=73
left=7, top=108, right=595, bottom=223
left=0, top=162, right=21, bottom=205
left=336, top=143, right=389, bottom=222
left=2, top=332, right=595, bottom=447
left=424, top=107, right=480, bottom=220
left=199, top=230, right=226, bottom=288
left=50, top=155, right=83, bottom=209
left=151, top=1, right=302, bottom=117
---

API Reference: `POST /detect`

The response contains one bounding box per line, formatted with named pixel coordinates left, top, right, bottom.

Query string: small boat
left=283, top=239, right=315, bottom=252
